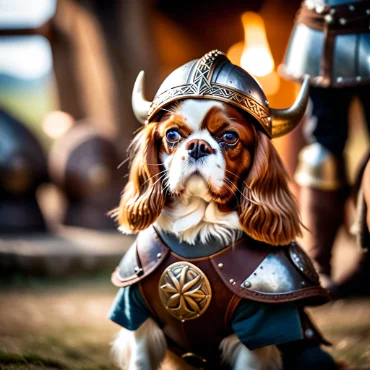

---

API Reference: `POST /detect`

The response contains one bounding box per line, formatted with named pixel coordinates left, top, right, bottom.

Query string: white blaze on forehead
left=178, top=99, right=223, bottom=131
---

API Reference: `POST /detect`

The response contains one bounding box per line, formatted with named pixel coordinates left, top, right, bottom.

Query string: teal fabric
left=108, top=285, right=151, bottom=331
left=231, top=300, right=304, bottom=350
left=109, top=285, right=304, bottom=350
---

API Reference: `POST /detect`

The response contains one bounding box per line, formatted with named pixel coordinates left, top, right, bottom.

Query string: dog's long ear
left=238, top=130, right=302, bottom=245
left=115, top=123, right=166, bottom=233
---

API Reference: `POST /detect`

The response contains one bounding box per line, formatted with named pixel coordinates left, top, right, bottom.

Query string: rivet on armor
left=243, top=281, right=252, bottom=288
left=305, top=329, right=314, bottom=338
left=218, top=263, right=224, bottom=268
left=337, top=77, right=343, bottom=83
left=157, top=253, right=162, bottom=259
left=324, top=15, right=334, bottom=24
left=229, top=279, right=235, bottom=284
left=134, top=267, right=143, bottom=276
left=232, top=282, right=236, bottom=286
left=356, top=76, right=362, bottom=82
left=348, top=5, right=355, bottom=11
left=339, top=18, right=347, bottom=25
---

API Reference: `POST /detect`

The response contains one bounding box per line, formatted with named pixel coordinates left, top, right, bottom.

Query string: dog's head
left=114, top=51, right=309, bottom=246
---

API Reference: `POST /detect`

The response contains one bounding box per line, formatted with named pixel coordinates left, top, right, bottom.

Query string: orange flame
left=240, top=12, right=275, bottom=77
left=227, top=12, right=279, bottom=96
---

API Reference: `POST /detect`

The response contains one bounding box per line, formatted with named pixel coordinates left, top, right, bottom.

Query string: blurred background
left=0, top=0, right=369, bottom=369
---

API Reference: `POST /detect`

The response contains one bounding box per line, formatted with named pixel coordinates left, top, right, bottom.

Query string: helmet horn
left=271, top=76, right=310, bottom=138
left=132, top=71, right=152, bottom=124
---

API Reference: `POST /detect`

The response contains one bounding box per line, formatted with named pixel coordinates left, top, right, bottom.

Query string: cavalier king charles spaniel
left=110, top=98, right=302, bottom=370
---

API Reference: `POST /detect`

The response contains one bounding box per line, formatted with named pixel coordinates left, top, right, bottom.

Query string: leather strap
left=210, top=236, right=270, bottom=289
left=166, top=336, right=229, bottom=370
left=224, top=294, right=242, bottom=328
left=297, top=1, right=370, bottom=34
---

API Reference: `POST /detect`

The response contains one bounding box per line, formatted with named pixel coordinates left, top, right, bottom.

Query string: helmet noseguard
left=132, top=50, right=310, bottom=139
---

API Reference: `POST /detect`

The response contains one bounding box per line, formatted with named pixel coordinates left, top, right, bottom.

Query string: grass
left=0, top=351, right=65, bottom=369
left=0, top=273, right=119, bottom=370
left=0, top=273, right=369, bottom=369
left=0, top=321, right=118, bottom=370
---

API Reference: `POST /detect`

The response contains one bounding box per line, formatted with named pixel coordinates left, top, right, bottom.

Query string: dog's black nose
left=185, top=139, right=214, bottom=160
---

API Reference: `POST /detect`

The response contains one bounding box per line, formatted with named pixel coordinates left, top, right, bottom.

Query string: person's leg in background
left=330, top=85, right=370, bottom=298
left=295, top=86, right=352, bottom=289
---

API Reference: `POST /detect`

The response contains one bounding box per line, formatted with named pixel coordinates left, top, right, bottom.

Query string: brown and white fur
left=112, top=99, right=302, bottom=370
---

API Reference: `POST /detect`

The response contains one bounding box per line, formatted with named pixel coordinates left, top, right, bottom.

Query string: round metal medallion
left=289, top=242, right=319, bottom=283
left=158, top=262, right=212, bottom=321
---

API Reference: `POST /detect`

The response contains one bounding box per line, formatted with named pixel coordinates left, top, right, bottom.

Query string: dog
left=108, top=51, right=335, bottom=370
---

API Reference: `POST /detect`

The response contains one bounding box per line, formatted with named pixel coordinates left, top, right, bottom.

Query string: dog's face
left=116, top=99, right=301, bottom=246
left=158, top=100, right=255, bottom=205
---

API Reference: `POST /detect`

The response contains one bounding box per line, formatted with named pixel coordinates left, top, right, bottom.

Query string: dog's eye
left=221, top=132, right=239, bottom=145
left=166, top=129, right=181, bottom=143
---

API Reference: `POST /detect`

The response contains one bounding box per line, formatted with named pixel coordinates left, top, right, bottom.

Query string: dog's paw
left=111, top=318, right=167, bottom=370
left=220, top=334, right=282, bottom=370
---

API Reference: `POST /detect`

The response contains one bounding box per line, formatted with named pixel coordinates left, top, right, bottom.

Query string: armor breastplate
left=111, top=226, right=329, bottom=358
left=281, top=0, right=370, bottom=87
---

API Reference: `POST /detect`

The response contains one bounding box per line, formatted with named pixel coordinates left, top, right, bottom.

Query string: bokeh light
left=42, top=111, right=74, bottom=139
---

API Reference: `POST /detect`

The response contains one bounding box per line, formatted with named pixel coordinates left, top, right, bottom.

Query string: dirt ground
left=0, top=272, right=369, bottom=370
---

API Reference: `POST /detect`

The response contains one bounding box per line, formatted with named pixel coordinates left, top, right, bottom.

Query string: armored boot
left=299, top=187, right=347, bottom=287
left=295, top=144, right=348, bottom=288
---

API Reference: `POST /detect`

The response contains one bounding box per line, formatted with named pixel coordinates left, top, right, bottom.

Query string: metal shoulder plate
left=111, top=226, right=170, bottom=287
left=282, top=1, right=370, bottom=87
left=211, top=239, right=329, bottom=306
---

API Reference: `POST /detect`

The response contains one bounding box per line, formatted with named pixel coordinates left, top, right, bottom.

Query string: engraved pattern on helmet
left=147, top=50, right=271, bottom=134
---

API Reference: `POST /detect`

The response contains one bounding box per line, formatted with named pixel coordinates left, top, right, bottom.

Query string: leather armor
left=112, top=226, right=329, bottom=365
